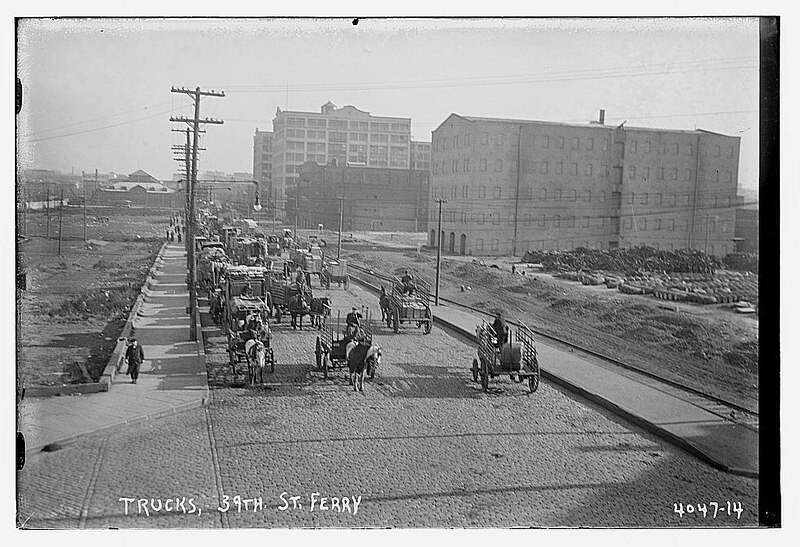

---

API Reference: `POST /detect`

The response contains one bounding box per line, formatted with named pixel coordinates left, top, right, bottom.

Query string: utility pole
left=57, top=188, right=64, bottom=256
left=82, top=171, right=87, bottom=243
left=171, top=86, right=224, bottom=342
left=434, top=199, right=446, bottom=306
left=337, top=196, right=344, bottom=260
left=45, top=186, right=50, bottom=239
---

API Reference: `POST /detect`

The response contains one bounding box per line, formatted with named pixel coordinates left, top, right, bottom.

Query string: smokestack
left=599, top=109, right=605, bottom=125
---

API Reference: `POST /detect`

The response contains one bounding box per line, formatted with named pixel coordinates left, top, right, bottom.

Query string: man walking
left=125, top=338, right=145, bottom=384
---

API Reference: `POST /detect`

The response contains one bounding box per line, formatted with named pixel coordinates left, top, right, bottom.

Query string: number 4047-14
left=673, top=501, right=743, bottom=519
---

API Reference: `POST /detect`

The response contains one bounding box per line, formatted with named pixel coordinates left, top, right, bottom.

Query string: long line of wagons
left=195, top=214, right=541, bottom=395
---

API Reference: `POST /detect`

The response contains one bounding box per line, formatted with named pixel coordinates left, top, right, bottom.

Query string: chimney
left=599, top=109, right=605, bottom=125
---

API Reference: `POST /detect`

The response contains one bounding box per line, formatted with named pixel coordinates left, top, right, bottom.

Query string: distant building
left=253, top=129, right=274, bottom=206
left=96, top=170, right=178, bottom=208
left=272, top=101, right=414, bottom=220
left=734, top=189, right=758, bottom=253
left=295, top=162, right=430, bottom=232
left=410, top=140, right=431, bottom=171
left=429, top=112, right=741, bottom=257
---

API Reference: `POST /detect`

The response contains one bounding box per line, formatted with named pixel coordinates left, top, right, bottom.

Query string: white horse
left=245, top=338, right=267, bottom=386
left=346, top=340, right=382, bottom=392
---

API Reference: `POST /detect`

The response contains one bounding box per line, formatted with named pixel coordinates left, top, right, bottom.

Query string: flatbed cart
left=471, top=321, right=540, bottom=393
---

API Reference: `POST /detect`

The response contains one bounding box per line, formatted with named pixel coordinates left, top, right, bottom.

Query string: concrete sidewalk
left=19, top=242, right=209, bottom=453
left=431, top=304, right=759, bottom=478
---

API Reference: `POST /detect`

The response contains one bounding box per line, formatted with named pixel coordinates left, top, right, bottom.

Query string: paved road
left=17, top=282, right=758, bottom=528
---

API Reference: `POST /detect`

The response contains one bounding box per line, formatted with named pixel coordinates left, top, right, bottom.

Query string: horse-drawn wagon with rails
left=320, top=258, right=349, bottom=289
left=225, top=298, right=274, bottom=380
left=471, top=321, right=540, bottom=393
left=315, top=307, right=373, bottom=380
left=221, top=265, right=271, bottom=329
left=290, top=245, right=325, bottom=286
left=381, top=276, right=433, bottom=334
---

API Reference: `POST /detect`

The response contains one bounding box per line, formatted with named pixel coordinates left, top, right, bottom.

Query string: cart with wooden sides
left=315, top=307, right=372, bottom=379
left=385, top=276, right=432, bottom=334
left=471, top=320, right=540, bottom=393
left=320, top=258, right=349, bottom=289
left=225, top=300, right=274, bottom=376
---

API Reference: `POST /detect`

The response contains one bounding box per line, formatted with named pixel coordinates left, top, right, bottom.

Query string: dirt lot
left=18, top=207, right=172, bottom=388
left=319, top=230, right=758, bottom=413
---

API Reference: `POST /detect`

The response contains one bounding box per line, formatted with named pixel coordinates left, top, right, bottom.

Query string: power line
left=28, top=108, right=173, bottom=143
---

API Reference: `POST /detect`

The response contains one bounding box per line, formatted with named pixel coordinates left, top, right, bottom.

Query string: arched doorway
left=429, top=229, right=436, bottom=246
left=448, top=232, right=455, bottom=253
left=459, top=234, right=466, bottom=255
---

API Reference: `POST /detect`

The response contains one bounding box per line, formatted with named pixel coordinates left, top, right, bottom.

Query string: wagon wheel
left=528, top=360, right=540, bottom=393
left=423, top=309, right=433, bottom=335
left=471, top=358, right=479, bottom=383
left=480, top=358, right=489, bottom=392
left=392, top=308, right=400, bottom=334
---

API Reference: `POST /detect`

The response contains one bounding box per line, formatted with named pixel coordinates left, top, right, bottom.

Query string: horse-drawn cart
left=471, top=321, right=540, bottom=393
left=225, top=299, right=274, bottom=377
left=384, top=277, right=433, bottom=334
left=320, top=259, right=349, bottom=289
left=315, top=307, right=372, bottom=379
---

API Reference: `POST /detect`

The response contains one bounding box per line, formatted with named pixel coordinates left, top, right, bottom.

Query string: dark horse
left=289, top=293, right=312, bottom=330
left=310, top=296, right=331, bottom=329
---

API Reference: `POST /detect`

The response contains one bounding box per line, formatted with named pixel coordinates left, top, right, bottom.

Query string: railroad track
left=346, top=261, right=758, bottom=421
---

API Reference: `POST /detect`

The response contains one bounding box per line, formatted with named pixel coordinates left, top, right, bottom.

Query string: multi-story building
left=272, top=101, right=413, bottom=219
left=294, top=162, right=430, bottom=232
left=253, top=129, right=273, bottom=206
left=429, top=112, right=741, bottom=257
left=410, top=140, right=431, bottom=171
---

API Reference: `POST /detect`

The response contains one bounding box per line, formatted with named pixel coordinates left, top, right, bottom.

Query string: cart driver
left=241, top=282, right=253, bottom=297
left=491, top=311, right=509, bottom=349
left=401, top=270, right=416, bottom=296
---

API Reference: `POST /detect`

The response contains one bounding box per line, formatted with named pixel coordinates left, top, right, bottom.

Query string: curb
left=100, top=241, right=170, bottom=388
left=25, top=396, right=209, bottom=455
left=349, top=273, right=758, bottom=479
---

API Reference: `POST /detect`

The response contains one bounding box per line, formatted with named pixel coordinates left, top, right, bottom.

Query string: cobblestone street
left=17, top=282, right=759, bottom=528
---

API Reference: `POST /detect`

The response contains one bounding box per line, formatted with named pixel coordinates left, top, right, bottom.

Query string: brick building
left=429, top=112, right=741, bottom=257
left=96, top=170, right=179, bottom=208
left=294, top=162, right=430, bottom=232
left=272, top=102, right=415, bottom=219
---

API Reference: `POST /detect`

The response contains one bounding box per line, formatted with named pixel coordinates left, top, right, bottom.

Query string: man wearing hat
left=125, top=338, right=145, bottom=384
left=491, top=311, right=508, bottom=349
left=346, top=307, right=362, bottom=329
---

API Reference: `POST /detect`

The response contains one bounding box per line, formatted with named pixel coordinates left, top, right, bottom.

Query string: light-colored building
left=429, top=112, right=741, bottom=257
left=272, top=101, right=413, bottom=219
left=295, top=162, right=430, bottom=232
left=410, top=140, right=431, bottom=171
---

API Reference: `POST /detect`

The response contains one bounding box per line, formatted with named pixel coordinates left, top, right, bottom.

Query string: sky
left=17, top=17, right=760, bottom=188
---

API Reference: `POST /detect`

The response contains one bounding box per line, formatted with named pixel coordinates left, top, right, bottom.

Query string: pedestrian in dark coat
left=125, top=338, right=145, bottom=384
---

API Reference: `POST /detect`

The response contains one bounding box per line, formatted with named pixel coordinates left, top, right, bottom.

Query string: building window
left=540, top=189, right=547, bottom=201
left=684, top=169, right=692, bottom=181
left=642, top=167, right=650, bottom=179
left=625, top=217, right=633, bottom=230
left=496, top=133, right=504, bottom=146
left=640, top=193, right=648, bottom=205
left=587, top=138, right=594, bottom=151
left=686, top=143, right=694, bottom=155
left=598, top=191, right=605, bottom=203
left=628, top=166, right=636, bottom=179
left=644, top=141, right=651, bottom=154
left=555, top=215, right=562, bottom=228
left=443, top=137, right=449, bottom=149
left=601, top=164, right=609, bottom=177
left=464, top=158, right=470, bottom=172
left=673, top=143, right=680, bottom=155
left=571, top=137, right=579, bottom=150
left=629, top=140, right=637, bottom=154
left=555, top=189, right=562, bottom=201
left=556, top=162, right=563, bottom=175
left=491, top=239, right=499, bottom=251
left=494, top=186, right=502, bottom=199
left=570, top=163, right=578, bottom=176
left=480, top=159, right=487, bottom=172
left=538, top=215, right=546, bottom=227
left=481, top=132, right=489, bottom=145
left=541, top=161, right=548, bottom=175
left=585, top=164, right=593, bottom=176
left=569, top=189, right=576, bottom=202
left=657, top=167, right=665, bottom=180
left=542, top=135, right=550, bottom=148
left=455, top=135, right=461, bottom=148
left=714, top=145, right=721, bottom=157
left=479, top=185, right=486, bottom=199
left=729, top=146, right=735, bottom=158
left=465, top=134, right=472, bottom=146
left=495, top=159, right=503, bottom=172
left=557, top=136, right=565, bottom=149
left=492, top=213, right=500, bottom=225
left=584, top=190, right=592, bottom=202
left=601, top=138, right=608, bottom=151
left=658, top=142, right=666, bottom=155
left=725, top=171, right=733, bottom=183
left=452, top=160, right=458, bottom=173
left=671, top=168, right=678, bottom=181
left=432, top=163, right=438, bottom=175
left=655, top=219, right=662, bottom=230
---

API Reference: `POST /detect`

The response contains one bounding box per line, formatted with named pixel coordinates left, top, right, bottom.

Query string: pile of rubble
left=521, top=247, right=723, bottom=275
